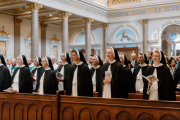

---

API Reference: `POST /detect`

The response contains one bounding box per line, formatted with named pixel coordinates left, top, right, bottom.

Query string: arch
left=109, top=24, right=140, bottom=42
left=70, top=28, right=95, bottom=44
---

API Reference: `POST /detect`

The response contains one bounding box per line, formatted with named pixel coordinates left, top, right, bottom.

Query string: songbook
left=105, top=71, right=112, bottom=79
left=176, top=87, right=180, bottom=89
left=142, top=75, right=159, bottom=82
left=56, top=72, right=63, bottom=79
left=3, top=87, right=17, bottom=93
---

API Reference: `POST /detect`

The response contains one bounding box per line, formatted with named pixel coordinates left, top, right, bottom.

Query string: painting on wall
left=0, top=41, right=6, bottom=58
left=53, top=46, right=58, bottom=59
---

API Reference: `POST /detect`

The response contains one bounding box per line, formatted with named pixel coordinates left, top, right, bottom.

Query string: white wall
left=108, top=20, right=143, bottom=42
left=148, top=17, right=180, bottom=40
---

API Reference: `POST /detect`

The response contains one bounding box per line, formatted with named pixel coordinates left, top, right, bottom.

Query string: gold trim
left=41, top=22, right=48, bottom=30
left=59, top=11, right=72, bottom=19
left=27, top=2, right=43, bottom=12
left=101, top=23, right=109, bottom=29
left=52, top=34, right=60, bottom=42
left=0, top=26, right=10, bottom=36
left=82, top=18, right=94, bottom=25
left=14, top=17, right=22, bottom=26
left=141, top=19, right=149, bottom=26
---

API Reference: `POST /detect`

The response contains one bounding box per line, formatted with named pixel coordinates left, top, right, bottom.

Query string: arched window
left=73, top=31, right=94, bottom=44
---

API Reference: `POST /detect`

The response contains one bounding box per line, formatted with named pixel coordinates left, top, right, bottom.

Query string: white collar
left=29, top=63, right=34, bottom=67
left=132, top=60, right=135, bottom=62
left=62, top=62, right=68, bottom=65
left=0, top=63, right=3, bottom=66
left=45, top=67, right=51, bottom=70
left=153, top=63, right=163, bottom=67
left=19, top=65, right=25, bottom=68
left=36, top=66, right=41, bottom=68
left=109, top=60, right=116, bottom=64
left=123, top=65, right=126, bottom=67
left=140, top=63, right=147, bottom=67
left=93, top=65, right=100, bottom=69
left=75, top=61, right=83, bottom=66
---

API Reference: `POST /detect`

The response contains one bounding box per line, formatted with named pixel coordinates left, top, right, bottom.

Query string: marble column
left=141, top=19, right=149, bottom=54
left=14, top=17, right=22, bottom=57
left=28, top=3, right=42, bottom=58
left=60, top=11, right=71, bottom=52
left=102, top=23, right=109, bottom=60
left=84, top=18, right=94, bottom=61
left=41, top=22, right=48, bottom=57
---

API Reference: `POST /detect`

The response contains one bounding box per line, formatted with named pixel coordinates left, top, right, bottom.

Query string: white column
left=60, top=11, right=71, bottom=53
left=101, top=23, right=109, bottom=60
left=28, top=3, right=42, bottom=58
left=83, top=18, right=94, bottom=61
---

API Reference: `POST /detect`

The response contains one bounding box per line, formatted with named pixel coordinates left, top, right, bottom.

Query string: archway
left=161, top=24, right=180, bottom=57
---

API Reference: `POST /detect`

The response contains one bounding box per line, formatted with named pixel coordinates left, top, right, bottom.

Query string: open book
left=142, top=75, right=159, bottom=82
left=105, top=71, right=112, bottom=79
left=56, top=72, right=63, bottom=79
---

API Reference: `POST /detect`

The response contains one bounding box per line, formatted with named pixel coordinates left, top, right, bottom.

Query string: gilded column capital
left=83, top=18, right=94, bottom=25
left=27, top=2, right=43, bottom=12
left=101, top=23, right=109, bottom=29
left=59, top=11, right=72, bottom=19
left=14, top=17, right=22, bottom=26
left=41, top=22, right=48, bottom=30
left=141, top=19, right=149, bottom=26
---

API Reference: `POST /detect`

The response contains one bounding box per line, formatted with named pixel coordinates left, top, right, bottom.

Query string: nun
left=66, top=50, right=93, bottom=97
left=11, top=55, right=32, bottom=93
left=35, top=57, right=58, bottom=95
left=90, top=55, right=103, bottom=93
left=174, top=60, right=180, bottom=91
left=55, top=52, right=72, bottom=91
left=99, top=47, right=127, bottom=98
left=143, top=50, right=176, bottom=101
left=133, top=53, right=149, bottom=93
left=0, top=54, right=11, bottom=92
left=30, top=57, right=44, bottom=90
left=119, top=54, right=135, bottom=93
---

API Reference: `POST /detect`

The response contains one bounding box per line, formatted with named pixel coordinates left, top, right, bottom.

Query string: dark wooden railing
left=0, top=91, right=180, bottom=120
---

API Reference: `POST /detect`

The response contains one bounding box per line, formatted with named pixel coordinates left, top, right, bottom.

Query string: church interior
left=1, top=0, right=180, bottom=120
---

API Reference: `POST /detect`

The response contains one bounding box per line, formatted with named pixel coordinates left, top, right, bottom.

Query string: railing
left=109, top=0, right=141, bottom=5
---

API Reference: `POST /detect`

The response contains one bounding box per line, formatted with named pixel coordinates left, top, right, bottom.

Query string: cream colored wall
left=46, top=24, right=62, bottom=56
left=69, top=24, right=103, bottom=44
left=0, top=15, right=14, bottom=59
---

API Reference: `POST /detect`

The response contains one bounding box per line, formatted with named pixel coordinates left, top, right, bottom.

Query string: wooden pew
left=1, top=91, right=180, bottom=120
left=128, top=93, right=180, bottom=101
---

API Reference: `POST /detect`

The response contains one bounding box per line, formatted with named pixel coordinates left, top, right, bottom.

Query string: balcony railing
left=108, top=0, right=141, bottom=5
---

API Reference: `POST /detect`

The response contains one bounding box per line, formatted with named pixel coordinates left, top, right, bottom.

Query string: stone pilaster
left=14, top=17, right=22, bottom=57
left=41, top=22, right=48, bottom=58
left=141, top=19, right=149, bottom=54
left=101, top=23, right=109, bottom=60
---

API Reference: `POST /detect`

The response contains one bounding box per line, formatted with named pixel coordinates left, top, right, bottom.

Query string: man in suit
left=147, top=51, right=154, bottom=66
left=131, top=53, right=139, bottom=68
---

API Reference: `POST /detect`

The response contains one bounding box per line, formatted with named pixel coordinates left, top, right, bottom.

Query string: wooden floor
left=0, top=91, right=180, bottom=120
